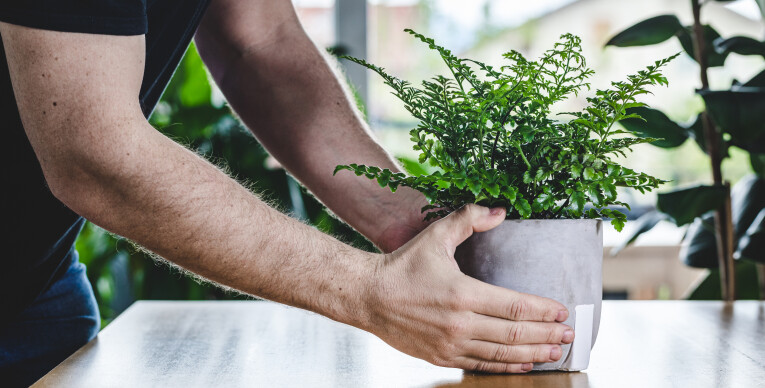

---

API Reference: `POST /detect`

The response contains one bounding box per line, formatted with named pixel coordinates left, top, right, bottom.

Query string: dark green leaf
left=601, top=182, right=618, bottom=200
left=514, top=198, right=532, bottom=218
left=571, top=191, right=586, bottom=214
left=606, top=15, right=683, bottom=47
left=333, top=165, right=350, bottom=175
left=735, top=209, right=765, bottom=263
left=685, top=113, right=729, bottom=157
left=435, top=179, right=451, bottom=189
left=502, top=187, right=517, bottom=204
left=523, top=170, right=533, bottom=184
left=468, top=180, right=482, bottom=196
left=377, top=173, right=391, bottom=187
left=742, top=69, right=765, bottom=88
left=587, top=184, right=604, bottom=206
left=698, top=88, right=765, bottom=146
left=730, top=175, right=765, bottom=242
left=611, top=216, right=626, bottom=232
left=657, top=185, right=728, bottom=226
left=398, top=157, right=430, bottom=176
left=713, top=36, right=765, bottom=58
left=677, top=26, right=727, bottom=67
left=752, top=153, right=765, bottom=177
left=619, top=107, right=689, bottom=148
left=583, top=167, right=596, bottom=180
left=678, top=176, right=765, bottom=267
left=681, top=212, right=720, bottom=268
left=485, top=182, right=500, bottom=197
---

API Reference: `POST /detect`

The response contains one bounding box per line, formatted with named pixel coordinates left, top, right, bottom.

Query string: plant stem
left=515, top=143, right=531, bottom=169
left=556, top=196, right=572, bottom=218
left=490, top=130, right=502, bottom=170
left=691, top=0, right=735, bottom=302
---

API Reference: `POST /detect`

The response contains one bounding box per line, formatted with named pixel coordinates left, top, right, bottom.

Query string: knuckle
left=492, top=345, right=515, bottom=362
left=473, top=360, right=493, bottom=373
left=444, top=317, right=469, bottom=339
left=458, top=204, right=474, bottom=215
left=435, top=339, right=459, bottom=359
left=448, top=290, right=471, bottom=311
left=430, top=356, right=450, bottom=368
left=506, top=324, right=524, bottom=344
left=507, top=299, right=529, bottom=320
left=455, top=204, right=476, bottom=224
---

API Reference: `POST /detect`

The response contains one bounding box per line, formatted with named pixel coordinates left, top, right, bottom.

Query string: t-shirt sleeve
left=0, top=0, right=148, bottom=36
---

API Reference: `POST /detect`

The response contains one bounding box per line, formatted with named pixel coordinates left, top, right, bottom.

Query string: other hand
left=362, top=204, right=573, bottom=373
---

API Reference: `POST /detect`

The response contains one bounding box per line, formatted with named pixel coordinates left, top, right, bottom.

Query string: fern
left=335, top=30, right=678, bottom=231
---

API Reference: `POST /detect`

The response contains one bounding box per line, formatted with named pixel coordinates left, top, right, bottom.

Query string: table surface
left=34, top=300, right=765, bottom=388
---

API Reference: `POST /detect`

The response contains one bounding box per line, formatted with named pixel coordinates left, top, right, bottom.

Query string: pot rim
left=498, top=218, right=602, bottom=223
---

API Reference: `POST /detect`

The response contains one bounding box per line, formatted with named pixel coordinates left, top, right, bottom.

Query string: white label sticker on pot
left=561, top=304, right=594, bottom=371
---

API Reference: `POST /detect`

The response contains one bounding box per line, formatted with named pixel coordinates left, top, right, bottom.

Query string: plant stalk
left=691, top=0, right=735, bottom=301
left=515, top=143, right=532, bottom=169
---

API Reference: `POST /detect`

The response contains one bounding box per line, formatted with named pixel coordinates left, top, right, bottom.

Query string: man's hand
left=363, top=205, right=573, bottom=373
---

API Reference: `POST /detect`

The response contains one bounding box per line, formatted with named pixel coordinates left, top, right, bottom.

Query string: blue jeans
left=0, top=249, right=100, bottom=387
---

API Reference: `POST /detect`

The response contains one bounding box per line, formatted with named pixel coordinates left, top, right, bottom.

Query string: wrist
left=372, top=188, right=430, bottom=252
left=325, top=250, right=382, bottom=331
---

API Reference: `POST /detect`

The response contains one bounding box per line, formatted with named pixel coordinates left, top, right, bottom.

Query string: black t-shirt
left=0, top=0, right=210, bottom=323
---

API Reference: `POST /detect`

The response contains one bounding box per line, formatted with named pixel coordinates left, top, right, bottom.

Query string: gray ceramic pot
left=455, top=219, right=603, bottom=371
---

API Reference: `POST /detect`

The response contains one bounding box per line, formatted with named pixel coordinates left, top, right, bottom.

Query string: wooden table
left=34, top=301, right=765, bottom=388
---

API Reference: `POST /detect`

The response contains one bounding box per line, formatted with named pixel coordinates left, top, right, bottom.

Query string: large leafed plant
left=335, top=30, right=676, bottom=231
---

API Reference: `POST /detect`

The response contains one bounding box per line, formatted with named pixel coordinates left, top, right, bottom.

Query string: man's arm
left=1, top=22, right=572, bottom=373
left=194, top=0, right=426, bottom=253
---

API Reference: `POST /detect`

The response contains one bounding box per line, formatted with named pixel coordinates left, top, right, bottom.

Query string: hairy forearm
left=195, top=15, right=427, bottom=251
left=56, top=119, right=375, bottom=327
left=1, top=19, right=375, bottom=330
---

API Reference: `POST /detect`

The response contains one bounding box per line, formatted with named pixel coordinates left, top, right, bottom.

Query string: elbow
left=35, top=118, right=148, bottom=219
left=42, top=153, right=108, bottom=219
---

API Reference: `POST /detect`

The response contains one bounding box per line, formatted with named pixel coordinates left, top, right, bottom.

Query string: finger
left=470, top=314, right=574, bottom=345
left=453, top=357, right=533, bottom=374
left=465, top=340, right=563, bottom=364
left=432, top=204, right=505, bottom=252
left=465, top=276, right=568, bottom=322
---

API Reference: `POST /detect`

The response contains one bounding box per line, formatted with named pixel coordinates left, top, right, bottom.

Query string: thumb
left=435, top=204, right=506, bottom=253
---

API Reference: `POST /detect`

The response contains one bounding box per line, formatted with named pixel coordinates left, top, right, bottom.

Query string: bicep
left=0, top=22, right=147, bottom=184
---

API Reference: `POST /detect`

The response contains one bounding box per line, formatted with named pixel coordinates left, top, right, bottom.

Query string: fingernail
left=556, top=310, right=568, bottom=322
left=490, top=207, right=505, bottom=216
left=562, top=329, right=574, bottom=344
left=549, top=346, right=562, bottom=361
left=521, top=363, right=534, bottom=372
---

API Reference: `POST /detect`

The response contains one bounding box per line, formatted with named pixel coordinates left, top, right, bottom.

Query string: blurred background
left=78, top=0, right=765, bottom=326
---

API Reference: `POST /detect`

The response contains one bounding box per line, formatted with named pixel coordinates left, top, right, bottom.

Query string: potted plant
left=335, top=30, right=674, bottom=371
